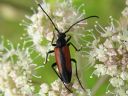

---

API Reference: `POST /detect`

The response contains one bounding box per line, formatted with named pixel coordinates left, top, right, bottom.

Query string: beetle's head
left=58, top=33, right=66, bottom=39
left=56, top=32, right=66, bottom=47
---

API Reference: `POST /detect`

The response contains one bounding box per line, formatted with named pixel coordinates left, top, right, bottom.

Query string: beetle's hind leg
left=71, top=58, right=85, bottom=91
left=52, top=63, right=73, bottom=93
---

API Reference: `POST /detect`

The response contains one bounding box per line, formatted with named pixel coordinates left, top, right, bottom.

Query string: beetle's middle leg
left=71, top=58, right=85, bottom=91
left=68, top=42, right=81, bottom=51
left=44, top=50, right=54, bottom=64
left=52, top=63, right=73, bottom=93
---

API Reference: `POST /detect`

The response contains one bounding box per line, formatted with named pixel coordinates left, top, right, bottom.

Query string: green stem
left=91, top=75, right=109, bottom=96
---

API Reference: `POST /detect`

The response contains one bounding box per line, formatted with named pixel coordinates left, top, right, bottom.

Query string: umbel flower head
left=38, top=79, right=91, bottom=96
left=0, top=39, right=36, bottom=96
left=86, top=0, right=128, bottom=95
left=26, top=0, right=86, bottom=59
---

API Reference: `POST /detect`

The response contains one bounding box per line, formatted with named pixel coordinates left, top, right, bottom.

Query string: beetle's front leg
left=51, top=31, right=56, bottom=46
left=66, top=35, right=71, bottom=43
left=44, top=50, right=54, bottom=64
left=68, top=42, right=81, bottom=51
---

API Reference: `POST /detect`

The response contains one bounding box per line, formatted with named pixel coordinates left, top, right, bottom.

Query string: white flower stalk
left=0, top=39, right=36, bottom=96
left=38, top=78, right=91, bottom=96
left=86, top=1, right=128, bottom=95
left=26, top=0, right=86, bottom=59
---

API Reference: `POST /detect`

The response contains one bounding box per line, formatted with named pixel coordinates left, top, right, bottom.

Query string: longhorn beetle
left=37, top=2, right=99, bottom=92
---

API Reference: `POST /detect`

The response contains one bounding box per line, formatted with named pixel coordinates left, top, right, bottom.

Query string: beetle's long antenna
left=35, top=1, right=60, bottom=34
left=64, top=16, right=99, bottom=33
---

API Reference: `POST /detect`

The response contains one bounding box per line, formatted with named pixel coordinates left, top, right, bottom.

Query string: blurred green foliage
left=0, top=0, right=125, bottom=95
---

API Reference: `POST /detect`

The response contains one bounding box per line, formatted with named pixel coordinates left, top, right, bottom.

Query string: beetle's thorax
left=56, top=33, right=66, bottom=47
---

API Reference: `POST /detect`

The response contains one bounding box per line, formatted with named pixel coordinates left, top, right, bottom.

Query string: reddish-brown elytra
left=37, top=2, right=99, bottom=92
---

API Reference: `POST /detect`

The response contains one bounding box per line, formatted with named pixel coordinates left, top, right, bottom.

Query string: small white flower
left=95, top=18, right=116, bottom=38
left=46, top=32, right=53, bottom=41
left=117, top=45, right=124, bottom=55
left=120, top=71, right=128, bottom=80
left=72, top=81, right=80, bottom=89
left=60, top=88, right=69, bottom=96
left=104, top=39, right=113, bottom=49
left=106, top=65, right=117, bottom=76
left=111, top=35, right=120, bottom=42
left=72, top=81, right=85, bottom=95
left=109, top=77, right=124, bottom=88
left=48, top=91, right=58, bottom=96
left=87, top=50, right=96, bottom=65
left=51, top=79, right=61, bottom=91
left=115, top=88, right=127, bottom=96
left=93, top=64, right=107, bottom=77
left=4, top=89, right=13, bottom=96
left=40, top=83, right=49, bottom=94
left=95, top=45, right=108, bottom=62
left=86, top=89, right=92, bottom=96
left=126, top=90, right=128, bottom=94
left=122, top=7, right=128, bottom=16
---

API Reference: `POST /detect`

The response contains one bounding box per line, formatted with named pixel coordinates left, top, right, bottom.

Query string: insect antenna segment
left=64, top=16, right=99, bottom=33
left=35, top=0, right=60, bottom=34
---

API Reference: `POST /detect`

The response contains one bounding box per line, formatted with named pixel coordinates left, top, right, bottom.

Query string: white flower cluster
left=38, top=79, right=89, bottom=96
left=122, top=0, right=128, bottom=16
left=87, top=0, right=128, bottom=95
left=26, top=0, right=86, bottom=59
left=0, top=39, right=35, bottom=96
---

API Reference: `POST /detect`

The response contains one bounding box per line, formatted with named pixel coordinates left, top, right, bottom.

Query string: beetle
left=37, top=2, right=99, bottom=92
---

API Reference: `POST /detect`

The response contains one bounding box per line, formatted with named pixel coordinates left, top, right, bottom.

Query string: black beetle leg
left=52, top=63, right=73, bottom=93
left=66, top=35, right=71, bottom=43
left=44, top=50, right=54, bottom=64
left=68, top=42, right=81, bottom=51
left=71, top=58, right=85, bottom=91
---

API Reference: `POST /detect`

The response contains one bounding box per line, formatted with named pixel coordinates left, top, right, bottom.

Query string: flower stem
left=91, top=75, right=109, bottom=96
